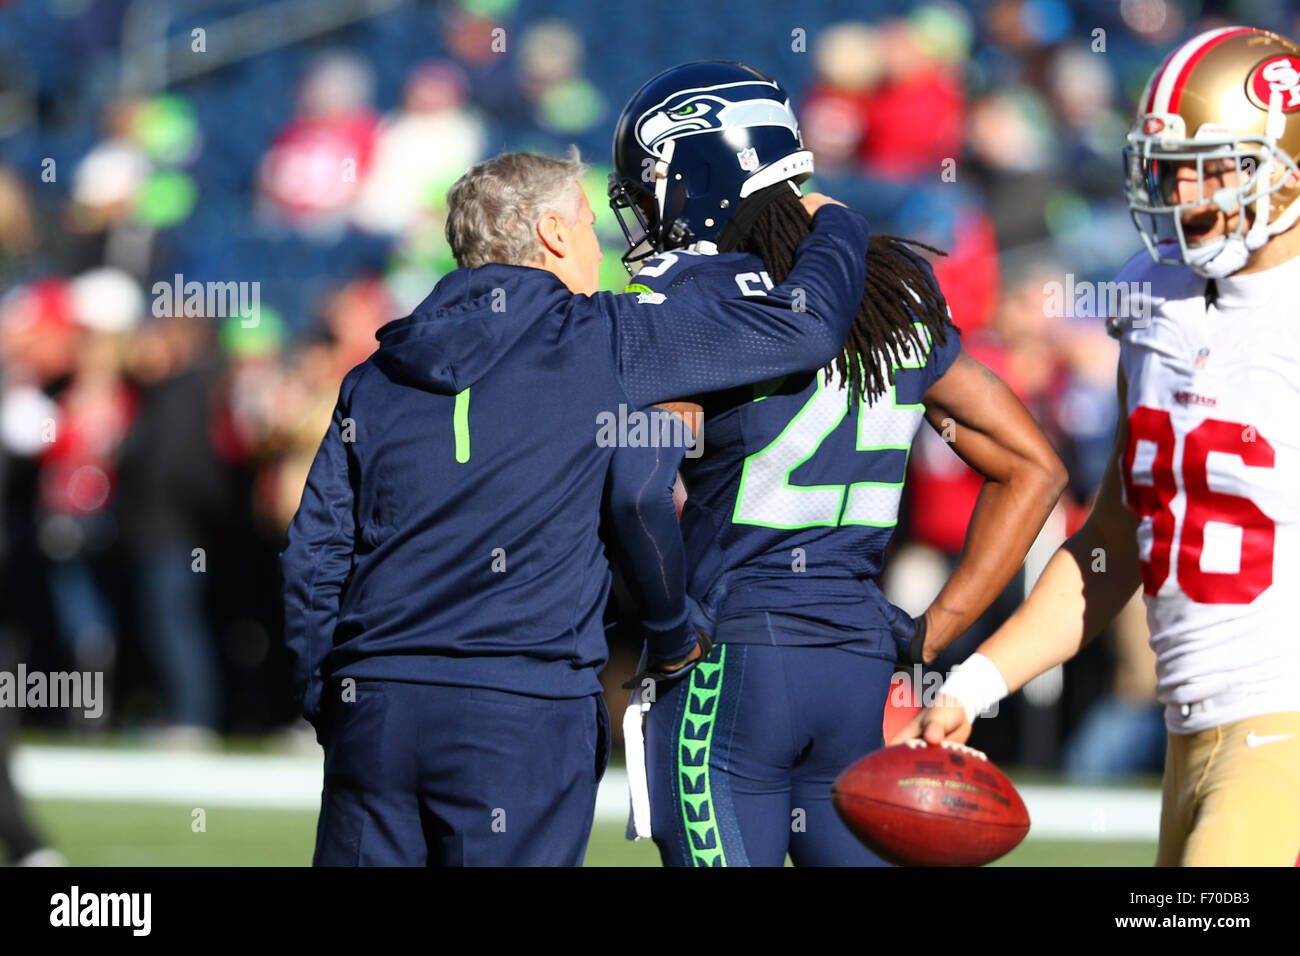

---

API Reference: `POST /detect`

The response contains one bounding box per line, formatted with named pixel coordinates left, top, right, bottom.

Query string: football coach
left=281, top=150, right=871, bottom=865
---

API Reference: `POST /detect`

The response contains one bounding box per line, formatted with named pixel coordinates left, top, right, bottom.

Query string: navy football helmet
left=609, top=60, right=814, bottom=272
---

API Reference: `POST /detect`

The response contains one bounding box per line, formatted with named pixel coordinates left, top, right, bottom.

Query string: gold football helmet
left=1124, top=26, right=1300, bottom=277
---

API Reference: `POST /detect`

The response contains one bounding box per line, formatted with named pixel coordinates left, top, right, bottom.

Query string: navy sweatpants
left=646, top=642, right=894, bottom=866
left=314, top=680, right=611, bottom=866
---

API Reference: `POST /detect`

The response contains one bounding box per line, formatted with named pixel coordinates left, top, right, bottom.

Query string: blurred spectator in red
left=35, top=270, right=142, bottom=721
left=353, top=61, right=486, bottom=236
left=804, top=8, right=969, bottom=181
left=0, top=281, right=80, bottom=398
left=257, top=51, right=380, bottom=236
left=859, top=8, right=968, bottom=180
left=321, top=276, right=393, bottom=378
left=927, top=205, right=1000, bottom=335
left=212, top=307, right=290, bottom=466
left=802, top=13, right=995, bottom=333
left=0, top=282, right=82, bottom=610
left=800, top=23, right=882, bottom=174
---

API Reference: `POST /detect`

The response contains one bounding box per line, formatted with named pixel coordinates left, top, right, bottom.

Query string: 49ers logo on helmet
left=1246, top=55, right=1300, bottom=112
left=1143, top=116, right=1165, bottom=134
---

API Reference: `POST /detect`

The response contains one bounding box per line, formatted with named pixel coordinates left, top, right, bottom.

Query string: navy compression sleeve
left=603, top=440, right=697, bottom=663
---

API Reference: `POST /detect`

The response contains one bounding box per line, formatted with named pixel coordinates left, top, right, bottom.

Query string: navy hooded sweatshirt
left=280, top=204, right=870, bottom=721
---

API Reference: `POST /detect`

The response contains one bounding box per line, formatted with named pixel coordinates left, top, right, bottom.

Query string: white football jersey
left=1112, top=247, right=1300, bottom=734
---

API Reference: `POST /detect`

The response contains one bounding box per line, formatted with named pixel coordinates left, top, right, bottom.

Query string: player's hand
left=800, top=192, right=845, bottom=217
left=658, top=640, right=703, bottom=672
left=888, top=695, right=973, bottom=746
left=887, top=604, right=929, bottom=667
left=621, top=626, right=714, bottom=691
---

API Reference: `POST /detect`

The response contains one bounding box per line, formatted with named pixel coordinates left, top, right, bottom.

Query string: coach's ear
left=536, top=210, right=570, bottom=261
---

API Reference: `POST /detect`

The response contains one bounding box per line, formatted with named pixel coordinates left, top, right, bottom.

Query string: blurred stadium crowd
left=0, top=0, right=1295, bottom=773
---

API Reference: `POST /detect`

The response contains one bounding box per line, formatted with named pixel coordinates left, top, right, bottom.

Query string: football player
left=609, top=61, right=1067, bottom=866
left=893, top=26, right=1300, bottom=867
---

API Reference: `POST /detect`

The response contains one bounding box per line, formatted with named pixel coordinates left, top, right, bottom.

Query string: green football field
left=10, top=799, right=1157, bottom=866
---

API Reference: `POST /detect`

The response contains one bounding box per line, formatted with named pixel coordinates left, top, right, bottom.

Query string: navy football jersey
left=629, top=245, right=961, bottom=652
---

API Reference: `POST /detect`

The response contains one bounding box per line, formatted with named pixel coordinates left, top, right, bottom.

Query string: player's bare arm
left=893, top=365, right=1143, bottom=744
left=912, top=349, right=1068, bottom=661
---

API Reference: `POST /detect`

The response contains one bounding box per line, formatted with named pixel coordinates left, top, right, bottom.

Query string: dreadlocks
left=721, top=187, right=958, bottom=406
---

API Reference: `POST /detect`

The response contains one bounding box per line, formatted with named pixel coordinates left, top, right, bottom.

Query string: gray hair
left=445, top=151, right=590, bottom=269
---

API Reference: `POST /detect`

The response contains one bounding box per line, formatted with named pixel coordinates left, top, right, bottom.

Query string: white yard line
left=12, top=745, right=325, bottom=810
left=11, top=745, right=1160, bottom=842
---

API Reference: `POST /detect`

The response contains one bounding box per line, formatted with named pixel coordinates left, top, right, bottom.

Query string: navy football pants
left=314, top=680, right=610, bottom=866
left=646, top=642, right=894, bottom=866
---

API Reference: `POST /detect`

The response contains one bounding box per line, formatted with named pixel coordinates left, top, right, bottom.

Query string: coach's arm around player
left=607, top=191, right=869, bottom=409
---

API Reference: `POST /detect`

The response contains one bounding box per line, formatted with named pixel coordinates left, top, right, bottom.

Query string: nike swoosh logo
left=1245, top=731, right=1293, bottom=748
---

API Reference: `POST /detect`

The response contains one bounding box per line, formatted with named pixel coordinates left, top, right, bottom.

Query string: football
left=832, top=740, right=1030, bottom=866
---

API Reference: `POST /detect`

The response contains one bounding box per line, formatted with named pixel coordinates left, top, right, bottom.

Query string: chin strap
left=1187, top=235, right=1251, bottom=278
left=1246, top=172, right=1272, bottom=253
left=1246, top=88, right=1282, bottom=252
left=714, top=180, right=802, bottom=253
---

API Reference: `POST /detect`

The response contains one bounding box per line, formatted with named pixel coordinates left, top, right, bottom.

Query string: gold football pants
left=1157, top=711, right=1300, bottom=866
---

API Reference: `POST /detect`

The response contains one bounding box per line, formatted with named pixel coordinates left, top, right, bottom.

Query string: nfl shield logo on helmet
left=736, top=147, right=759, bottom=171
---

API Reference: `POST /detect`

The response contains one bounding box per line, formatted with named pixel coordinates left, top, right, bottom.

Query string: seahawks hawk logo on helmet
left=634, top=81, right=802, bottom=156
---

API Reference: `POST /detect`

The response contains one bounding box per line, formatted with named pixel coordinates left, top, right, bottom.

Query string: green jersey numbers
left=732, top=326, right=931, bottom=530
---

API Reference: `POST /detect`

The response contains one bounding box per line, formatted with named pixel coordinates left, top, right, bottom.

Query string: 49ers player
left=892, top=25, right=1300, bottom=866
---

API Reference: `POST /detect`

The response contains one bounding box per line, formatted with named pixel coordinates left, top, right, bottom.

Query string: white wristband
left=936, top=653, right=1008, bottom=726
